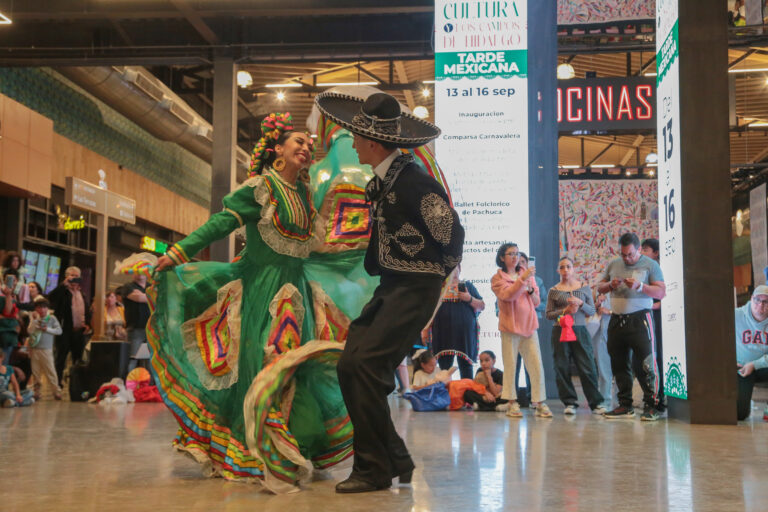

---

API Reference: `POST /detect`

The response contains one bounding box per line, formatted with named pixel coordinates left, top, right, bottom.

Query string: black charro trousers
left=337, top=273, right=443, bottom=487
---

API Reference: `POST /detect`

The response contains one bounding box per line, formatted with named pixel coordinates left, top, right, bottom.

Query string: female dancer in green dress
left=149, top=113, right=376, bottom=493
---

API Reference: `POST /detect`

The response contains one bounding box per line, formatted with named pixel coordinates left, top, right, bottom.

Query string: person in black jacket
left=47, top=266, right=91, bottom=383
left=316, top=91, right=464, bottom=493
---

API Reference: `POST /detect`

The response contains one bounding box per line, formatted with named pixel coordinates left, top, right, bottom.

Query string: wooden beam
left=619, top=135, right=645, bottom=165
left=394, top=61, right=415, bottom=111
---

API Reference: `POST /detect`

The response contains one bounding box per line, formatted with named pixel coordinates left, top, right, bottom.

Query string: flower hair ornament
left=248, top=112, right=294, bottom=177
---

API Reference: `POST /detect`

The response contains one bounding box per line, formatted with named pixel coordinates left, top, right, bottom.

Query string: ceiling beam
left=619, top=135, right=645, bottom=165
left=729, top=49, right=757, bottom=68
left=394, top=61, right=415, bottom=111
left=751, top=143, right=768, bottom=163
left=586, top=143, right=615, bottom=167
left=168, top=0, right=220, bottom=45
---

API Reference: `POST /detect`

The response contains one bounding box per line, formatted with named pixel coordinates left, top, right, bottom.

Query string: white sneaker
left=472, top=403, right=479, bottom=411
left=495, top=402, right=510, bottom=412
left=564, top=405, right=576, bottom=415
left=592, top=405, right=607, bottom=415
left=506, top=401, right=523, bottom=418
left=535, top=403, right=553, bottom=418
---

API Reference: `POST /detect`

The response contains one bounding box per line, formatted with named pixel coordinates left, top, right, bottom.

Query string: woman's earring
left=273, top=157, right=286, bottom=171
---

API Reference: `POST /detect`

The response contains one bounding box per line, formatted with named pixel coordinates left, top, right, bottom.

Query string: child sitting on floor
left=0, top=363, right=34, bottom=407
left=411, top=349, right=455, bottom=390
left=463, top=350, right=508, bottom=411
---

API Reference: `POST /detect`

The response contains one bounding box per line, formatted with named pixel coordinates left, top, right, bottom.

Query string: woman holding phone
left=431, top=268, right=485, bottom=379
left=0, top=269, right=20, bottom=365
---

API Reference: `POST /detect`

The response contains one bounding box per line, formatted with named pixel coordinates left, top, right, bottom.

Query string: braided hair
left=248, top=113, right=315, bottom=179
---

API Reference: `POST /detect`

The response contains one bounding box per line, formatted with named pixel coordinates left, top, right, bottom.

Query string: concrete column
left=668, top=0, right=736, bottom=424
left=528, top=0, right=559, bottom=396
left=209, top=55, right=238, bottom=262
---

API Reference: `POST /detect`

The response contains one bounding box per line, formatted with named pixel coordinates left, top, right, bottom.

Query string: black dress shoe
left=335, top=476, right=390, bottom=494
left=397, top=469, right=413, bottom=484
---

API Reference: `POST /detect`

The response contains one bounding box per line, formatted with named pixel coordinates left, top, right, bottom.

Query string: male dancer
left=315, top=92, right=464, bottom=493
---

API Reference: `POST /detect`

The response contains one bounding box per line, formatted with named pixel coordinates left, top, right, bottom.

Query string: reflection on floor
left=1, top=397, right=767, bottom=512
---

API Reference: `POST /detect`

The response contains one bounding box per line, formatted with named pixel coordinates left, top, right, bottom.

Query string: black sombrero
left=314, top=91, right=440, bottom=149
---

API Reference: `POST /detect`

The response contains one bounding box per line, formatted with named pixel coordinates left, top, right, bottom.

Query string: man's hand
left=458, top=290, right=472, bottom=302
left=598, top=307, right=611, bottom=316
left=610, top=278, right=622, bottom=290
left=738, top=362, right=756, bottom=377
left=624, top=277, right=642, bottom=290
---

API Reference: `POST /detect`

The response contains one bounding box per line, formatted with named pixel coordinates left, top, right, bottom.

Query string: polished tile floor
left=2, top=397, right=767, bottom=512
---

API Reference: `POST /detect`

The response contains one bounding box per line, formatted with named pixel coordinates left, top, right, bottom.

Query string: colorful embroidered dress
left=148, top=159, right=377, bottom=493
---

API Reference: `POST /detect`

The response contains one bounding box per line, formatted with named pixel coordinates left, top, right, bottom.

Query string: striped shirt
left=545, top=285, right=596, bottom=326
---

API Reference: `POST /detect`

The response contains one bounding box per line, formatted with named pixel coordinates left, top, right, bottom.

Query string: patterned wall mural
left=559, top=179, right=659, bottom=286
left=558, top=0, right=655, bottom=25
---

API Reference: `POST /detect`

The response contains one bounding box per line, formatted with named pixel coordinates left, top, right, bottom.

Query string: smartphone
left=458, top=282, right=467, bottom=293
left=528, top=256, right=536, bottom=268
left=70, top=277, right=82, bottom=284
left=5, top=275, right=15, bottom=289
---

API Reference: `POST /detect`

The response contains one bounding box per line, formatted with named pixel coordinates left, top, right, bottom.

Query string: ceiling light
left=276, top=91, right=286, bottom=101
left=626, top=169, right=632, bottom=176
left=591, top=164, right=616, bottom=168
left=645, top=152, right=658, bottom=164
left=644, top=72, right=657, bottom=77
left=265, top=83, right=303, bottom=88
left=750, top=122, right=768, bottom=127
left=0, top=12, right=11, bottom=24
left=422, top=80, right=436, bottom=84
left=729, top=67, right=768, bottom=73
left=648, top=170, right=655, bottom=177
left=559, top=165, right=580, bottom=169
left=557, top=63, right=575, bottom=80
left=413, top=106, right=429, bottom=119
left=422, top=88, right=431, bottom=98
left=237, top=71, right=253, bottom=88
left=316, top=81, right=378, bottom=87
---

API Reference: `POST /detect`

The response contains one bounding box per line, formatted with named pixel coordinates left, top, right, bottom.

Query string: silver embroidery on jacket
left=420, top=193, right=453, bottom=246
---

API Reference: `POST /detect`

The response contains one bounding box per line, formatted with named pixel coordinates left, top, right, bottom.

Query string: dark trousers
left=653, top=307, right=666, bottom=410
left=54, top=327, right=85, bottom=383
left=438, top=353, right=473, bottom=380
left=551, top=325, right=604, bottom=409
left=463, top=390, right=507, bottom=411
left=737, top=368, right=768, bottom=420
left=607, top=310, right=660, bottom=409
left=338, top=274, right=443, bottom=487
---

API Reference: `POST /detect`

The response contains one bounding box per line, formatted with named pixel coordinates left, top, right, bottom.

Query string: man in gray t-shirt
left=597, top=233, right=666, bottom=421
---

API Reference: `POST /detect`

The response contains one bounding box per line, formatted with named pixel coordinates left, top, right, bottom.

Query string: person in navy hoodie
left=736, top=285, right=768, bottom=420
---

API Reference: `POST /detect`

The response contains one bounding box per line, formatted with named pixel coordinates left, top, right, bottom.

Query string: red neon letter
left=617, top=85, right=633, bottom=120
left=597, top=86, right=613, bottom=121
left=586, top=87, right=593, bottom=122
left=557, top=88, right=563, bottom=123
left=566, top=87, right=583, bottom=122
left=635, top=85, right=653, bottom=120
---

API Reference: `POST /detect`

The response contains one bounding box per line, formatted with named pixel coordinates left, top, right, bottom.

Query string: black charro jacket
left=364, top=154, right=464, bottom=278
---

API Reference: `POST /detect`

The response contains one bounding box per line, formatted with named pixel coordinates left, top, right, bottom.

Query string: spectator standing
left=735, top=285, right=768, bottom=420
left=515, top=252, right=544, bottom=407
left=123, top=273, right=150, bottom=372
left=104, top=291, right=126, bottom=341
left=1, top=252, right=29, bottom=303
left=0, top=271, right=20, bottom=364
left=591, top=292, right=615, bottom=409
left=431, top=268, right=485, bottom=380
left=545, top=257, right=605, bottom=415
left=491, top=243, right=552, bottom=418
left=641, top=238, right=666, bottom=411
left=48, top=266, right=91, bottom=383
left=26, top=296, right=62, bottom=400
left=597, top=233, right=666, bottom=421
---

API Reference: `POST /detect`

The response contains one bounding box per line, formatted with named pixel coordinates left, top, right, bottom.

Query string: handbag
left=403, top=382, right=450, bottom=412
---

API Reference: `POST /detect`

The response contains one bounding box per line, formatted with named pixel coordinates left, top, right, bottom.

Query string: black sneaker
left=640, top=407, right=660, bottom=422
left=604, top=406, right=635, bottom=419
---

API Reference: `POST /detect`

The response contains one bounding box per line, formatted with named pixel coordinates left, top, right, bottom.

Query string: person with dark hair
left=411, top=349, right=453, bottom=390
left=546, top=257, right=604, bottom=415
left=491, top=243, right=552, bottom=418
left=597, top=232, right=666, bottom=421
left=463, top=350, right=507, bottom=411
left=514, top=252, right=545, bottom=406
left=316, top=91, right=463, bottom=493
left=641, top=237, right=666, bottom=412
left=1, top=252, right=29, bottom=303
left=0, top=269, right=20, bottom=365
left=48, top=266, right=91, bottom=383
left=152, top=112, right=379, bottom=493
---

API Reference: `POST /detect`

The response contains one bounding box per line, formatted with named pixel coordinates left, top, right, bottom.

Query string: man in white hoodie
left=736, top=285, right=768, bottom=420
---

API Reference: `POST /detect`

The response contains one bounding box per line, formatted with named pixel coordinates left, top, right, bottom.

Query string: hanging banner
left=435, top=0, right=529, bottom=366
left=750, top=184, right=768, bottom=286
left=558, top=0, right=654, bottom=25
left=656, top=0, right=688, bottom=399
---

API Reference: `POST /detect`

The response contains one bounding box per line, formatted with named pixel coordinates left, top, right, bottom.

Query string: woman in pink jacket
left=491, top=243, right=552, bottom=418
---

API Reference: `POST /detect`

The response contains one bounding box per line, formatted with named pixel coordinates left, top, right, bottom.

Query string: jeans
left=127, top=326, right=147, bottom=373
left=591, top=317, right=614, bottom=408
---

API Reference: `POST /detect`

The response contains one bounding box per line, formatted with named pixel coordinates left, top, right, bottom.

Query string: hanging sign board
left=65, top=176, right=136, bottom=225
